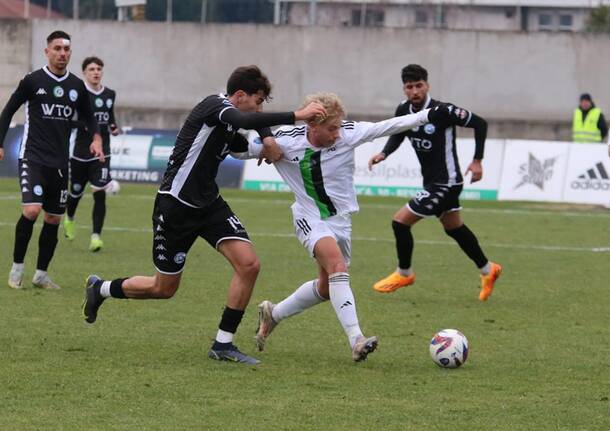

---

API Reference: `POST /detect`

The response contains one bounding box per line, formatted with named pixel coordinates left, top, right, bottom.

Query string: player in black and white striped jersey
left=369, top=64, right=502, bottom=301
left=83, top=65, right=326, bottom=365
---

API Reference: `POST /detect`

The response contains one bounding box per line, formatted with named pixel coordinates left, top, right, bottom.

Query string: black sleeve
left=109, top=91, right=117, bottom=127
left=598, top=113, right=608, bottom=140
left=220, top=108, right=295, bottom=130
left=229, top=132, right=250, bottom=153
left=256, top=127, right=274, bottom=139
left=464, top=113, right=487, bottom=160
left=76, top=82, right=100, bottom=136
left=381, top=103, right=408, bottom=157
left=0, top=76, right=31, bottom=148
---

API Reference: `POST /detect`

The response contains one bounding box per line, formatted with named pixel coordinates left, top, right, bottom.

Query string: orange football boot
left=479, top=262, right=502, bottom=301
left=373, top=271, right=415, bottom=293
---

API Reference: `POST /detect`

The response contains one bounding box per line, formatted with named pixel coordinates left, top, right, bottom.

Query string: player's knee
left=22, top=206, right=41, bottom=220
left=44, top=214, right=61, bottom=225
left=239, top=257, right=260, bottom=278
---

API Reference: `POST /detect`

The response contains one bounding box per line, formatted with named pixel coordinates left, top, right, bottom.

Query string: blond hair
left=300, top=92, right=346, bottom=125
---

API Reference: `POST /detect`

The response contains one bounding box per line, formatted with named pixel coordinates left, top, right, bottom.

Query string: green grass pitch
left=0, top=179, right=608, bottom=430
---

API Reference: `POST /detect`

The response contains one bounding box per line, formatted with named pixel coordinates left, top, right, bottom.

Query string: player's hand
left=0, top=148, right=4, bottom=161
left=110, top=124, right=121, bottom=136
left=259, top=136, right=282, bottom=165
left=368, top=153, right=386, bottom=170
left=465, top=159, right=483, bottom=183
left=90, top=134, right=105, bottom=163
left=294, top=102, right=326, bottom=123
left=427, top=103, right=451, bottom=124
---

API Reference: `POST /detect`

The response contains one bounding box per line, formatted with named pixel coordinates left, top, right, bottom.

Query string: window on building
left=559, top=14, right=573, bottom=31
left=538, top=13, right=553, bottom=30
left=415, top=9, right=428, bottom=27
left=351, top=9, right=385, bottom=27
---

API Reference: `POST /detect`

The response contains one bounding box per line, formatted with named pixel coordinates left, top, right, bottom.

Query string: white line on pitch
left=1, top=192, right=608, bottom=219
left=0, top=221, right=607, bottom=253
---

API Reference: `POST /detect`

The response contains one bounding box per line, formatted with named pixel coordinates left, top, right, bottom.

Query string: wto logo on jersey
left=570, top=162, right=610, bottom=190
left=515, top=153, right=557, bottom=190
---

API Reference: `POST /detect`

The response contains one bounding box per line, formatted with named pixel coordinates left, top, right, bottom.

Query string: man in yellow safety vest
left=572, top=93, right=607, bottom=143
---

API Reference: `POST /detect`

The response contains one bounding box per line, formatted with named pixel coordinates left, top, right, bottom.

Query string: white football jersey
left=242, top=110, right=429, bottom=219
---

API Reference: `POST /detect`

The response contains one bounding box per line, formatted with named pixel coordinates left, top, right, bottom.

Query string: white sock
left=34, top=269, right=47, bottom=280
left=272, top=279, right=326, bottom=322
left=100, top=281, right=112, bottom=298
left=329, top=272, right=363, bottom=348
left=12, top=262, right=24, bottom=272
left=480, top=262, right=491, bottom=275
left=91, top=233, right=100, bottom=240
left=215, top=329, right=233, bottom=344
left=397, top=267, right=413, bottom=276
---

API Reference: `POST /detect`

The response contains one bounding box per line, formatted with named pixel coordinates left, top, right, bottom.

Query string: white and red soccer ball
left=429, top=329, right=469, bottom=368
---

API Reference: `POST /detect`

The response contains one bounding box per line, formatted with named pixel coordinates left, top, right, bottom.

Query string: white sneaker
left=255, top=300, right=278, bottom=351
left=8, top=267, right=24, bottom=289
left=352, top=335, right=379, bottom=362
left=32, top=273, right=61, bottom=290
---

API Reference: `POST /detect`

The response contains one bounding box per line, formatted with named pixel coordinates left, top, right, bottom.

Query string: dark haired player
left=369, top=64, right=502, bottom=301
left=0, top=30, right=102, bottom=290
left=83, top=65, right=326, bottom=364
left=64, top=56, right=119, bottom=252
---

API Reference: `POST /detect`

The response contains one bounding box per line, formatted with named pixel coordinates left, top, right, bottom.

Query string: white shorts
left=291, top=205, right=352, bottom=266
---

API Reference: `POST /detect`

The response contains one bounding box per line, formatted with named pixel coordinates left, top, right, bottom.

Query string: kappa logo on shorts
left=154, top=235, right=166, bottom=241
left=33, top=185, right=43, bottom=196
left=414, top=190, right=430, bottom=202
left=155, top=244, right=166, bottom=251
left=157, top=254, right=167, bottom=261
left=21, top=179, right=28, bottom=185
left=22, top=187, right=29, bottom=193
left=174, top=252, right=186, bottom=265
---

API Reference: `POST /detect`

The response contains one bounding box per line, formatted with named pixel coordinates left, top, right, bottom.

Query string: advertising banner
left=562, top=143, right=610, bottom=205
left=243, top=137, right=503, bottom=201
left=0, top=127, right=245, bottom=186
left=498, top=140, right=570, bottom=202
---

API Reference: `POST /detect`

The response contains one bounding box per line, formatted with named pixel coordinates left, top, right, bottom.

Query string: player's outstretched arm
left=220, top=102, right=326, bottom=131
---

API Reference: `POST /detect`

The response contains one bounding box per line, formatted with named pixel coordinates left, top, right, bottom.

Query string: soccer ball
left=107, top=180, right=121, bottom=195
left=429, top=329, right=469, bottom=368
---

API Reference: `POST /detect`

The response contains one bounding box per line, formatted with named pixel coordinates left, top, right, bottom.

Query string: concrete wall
left=0, top=19, right=31, bottom=124
left=2, top=19, right=609, bottom=139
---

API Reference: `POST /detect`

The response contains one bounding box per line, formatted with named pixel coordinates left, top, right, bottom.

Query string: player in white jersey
left=240, top=93, right=446, bottom=361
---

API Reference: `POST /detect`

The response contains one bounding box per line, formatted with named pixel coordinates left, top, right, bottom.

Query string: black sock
left=13, top=215, right=35, bottom=263
left=214, top=306, right=245, bottom=347
left=37, top=222, right=59, bottom=271
left=110, top=278, right=128, bottom=299
left=92, top=190, right=106, bottom=235
left=66, top=194, right=80, bottom=219
left=445, top=224, right=489, bottom=269
left=392, top=220, right=414, bottom=270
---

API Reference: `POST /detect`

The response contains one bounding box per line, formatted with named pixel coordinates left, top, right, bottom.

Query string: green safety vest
left=572, top=108, right=602, bottom=143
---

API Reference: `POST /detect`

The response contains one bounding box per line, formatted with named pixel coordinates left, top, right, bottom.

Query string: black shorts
left=19, top=159, right=68, bottom=215
left=69, top=158, right=112, bottom=197
left=407, top=184, right=463, bottom=218
left=152, top=194, right=251, bottom=274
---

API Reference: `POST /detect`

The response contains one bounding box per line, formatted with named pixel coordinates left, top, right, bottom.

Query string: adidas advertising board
left=562, top=143, right=610, bottom=205
left=498, top=140, right=570, bottom=202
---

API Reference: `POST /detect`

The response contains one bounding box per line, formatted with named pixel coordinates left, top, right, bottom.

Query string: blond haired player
left=238, top=92, right=448, bottom=361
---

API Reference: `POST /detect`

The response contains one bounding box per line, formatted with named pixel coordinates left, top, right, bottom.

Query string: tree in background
left=587, top=6, right=610, bottom=33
